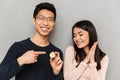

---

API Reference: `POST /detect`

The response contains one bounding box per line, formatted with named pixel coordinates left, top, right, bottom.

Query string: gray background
left=0, top=0, right=120, bottom=80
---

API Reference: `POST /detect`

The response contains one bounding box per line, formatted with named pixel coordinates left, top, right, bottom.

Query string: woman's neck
left=83, top=46, right=90, bottom=55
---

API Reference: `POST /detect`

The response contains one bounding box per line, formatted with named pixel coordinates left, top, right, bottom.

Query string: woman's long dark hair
left=72, top=20, right=106, bottom=70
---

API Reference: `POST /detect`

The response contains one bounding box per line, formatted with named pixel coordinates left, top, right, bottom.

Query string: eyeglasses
left=36, top=15, right=54, bottom=23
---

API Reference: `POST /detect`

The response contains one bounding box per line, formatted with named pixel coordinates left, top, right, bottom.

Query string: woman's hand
left=89, top=41, right=98, bottom=63
left=84, top=41, right=98, bottom=64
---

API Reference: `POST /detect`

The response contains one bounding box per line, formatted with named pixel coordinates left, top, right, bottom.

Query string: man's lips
left=40, top=27, right=49, bottom=31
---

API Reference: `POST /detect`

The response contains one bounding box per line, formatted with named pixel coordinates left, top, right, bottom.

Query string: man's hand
left=17, top=50, right=46, bottom=67
left=50, top=52, right=63, bottom=75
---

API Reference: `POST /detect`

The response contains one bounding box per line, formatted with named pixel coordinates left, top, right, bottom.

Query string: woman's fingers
left=90, top=41, right=98, bottom=54
left=89, top=41, right=98, bottom=62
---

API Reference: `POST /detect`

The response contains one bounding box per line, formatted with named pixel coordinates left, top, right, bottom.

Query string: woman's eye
left=73, top=35, right=76, bottom=37
left=79, top=34, right=83, bottom=36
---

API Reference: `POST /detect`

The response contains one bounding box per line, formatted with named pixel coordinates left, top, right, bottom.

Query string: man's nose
left=43, top=18, right=49, bottom=25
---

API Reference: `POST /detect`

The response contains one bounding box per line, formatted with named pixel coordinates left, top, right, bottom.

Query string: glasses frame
left=36, top=15, right=54, bottom=24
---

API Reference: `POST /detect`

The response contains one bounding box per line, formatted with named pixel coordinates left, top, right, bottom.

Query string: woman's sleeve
left=89, top=55, right=109, bottom=80
left=64, top=46, right=88, bottom=80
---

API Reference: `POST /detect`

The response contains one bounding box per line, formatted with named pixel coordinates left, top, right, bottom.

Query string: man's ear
left=32, top=18, right=35, bottom=25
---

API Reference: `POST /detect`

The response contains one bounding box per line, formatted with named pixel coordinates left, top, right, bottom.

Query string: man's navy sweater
left=0, top=38, right=64, bottom=80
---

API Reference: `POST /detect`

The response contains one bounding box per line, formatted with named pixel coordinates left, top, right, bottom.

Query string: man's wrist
left=17, top=57, right=24, bottom=67
left=53, top=70, right=60, bottom=75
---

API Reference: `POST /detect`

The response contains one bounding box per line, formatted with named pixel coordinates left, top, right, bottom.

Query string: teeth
left=41, top=27, right=48, bottom=31
left=76, top=41, right=82, bottom=45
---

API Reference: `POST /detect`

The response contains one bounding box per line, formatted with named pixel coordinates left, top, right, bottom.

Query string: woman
left=64, top=20, right=109, bottom=80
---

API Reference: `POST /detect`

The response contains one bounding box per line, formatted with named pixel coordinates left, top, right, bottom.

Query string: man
left=0, top=2, right=64, bottom=80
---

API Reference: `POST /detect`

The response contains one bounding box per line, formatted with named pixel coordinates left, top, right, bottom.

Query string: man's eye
left=39, top=17, right=44, bottom=20
left=48, top=18, right=54, bottom=21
